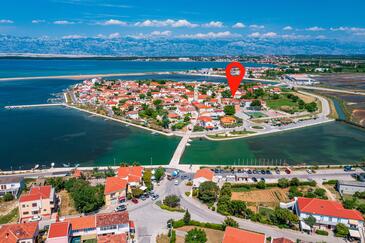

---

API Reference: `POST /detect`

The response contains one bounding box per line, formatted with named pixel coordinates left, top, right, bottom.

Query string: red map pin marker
left=225, top=62, right=246, bottom=97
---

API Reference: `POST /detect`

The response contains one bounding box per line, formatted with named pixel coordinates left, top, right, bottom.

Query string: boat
left=186, top=143, right=191, bottom=146
left=74, top=163, right=80, bottom=168
left=63, top=163, right=70, bottom=168
left=33, top=164, right=39, bottom=170
left=51, top=162, right=55, bottom=168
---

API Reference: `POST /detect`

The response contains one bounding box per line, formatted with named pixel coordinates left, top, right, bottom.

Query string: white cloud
left=283, top=26, right=293, bottom=31
left=53, top=20, right=75, bottom=25
left=330, top=26, right=365, bottom=33
left=232, top=22, right=245, bottom=28
left=96, top=32, right=121, bottom=39
left=248, top=32, right=277, bottom=38
left=249, top=24, right=265, bottom=29
left=32, top=20, right=45, bottom=24
left=281, top=34, right=309, bottom=40
left=0, top=19, right=14, bottom=24
left=202, top=21, right=223, bottom=28
left=62, top=35, right=86, bottom=39
left=179, top=31, right=241, bottom=39
left=134, top=19, right=198, bottom=28
left=99, top=19, right=127, bottom=26
left=315, top=35, right=326, bottom=39
left=150, top=30, right=171, bottom=36
left=306, top=26, right=325, bottom=31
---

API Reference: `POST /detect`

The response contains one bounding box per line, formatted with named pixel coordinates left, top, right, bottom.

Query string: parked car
left=247, top=170, right=252, bottom=174
left=140, top=195, right=146, bottom=201
left=251, top=177, right=257, bottom=182
left=174, top=180, right=179, bottom=185
left=266, top=170, right=272, bottom=174
left=132, top=198, right=139, bottom=204
left=115, top=204, right=127, bottom=212
left=275, top=169, right=280, bottom=174
left=260, top=178, right=265, bottom=182
left=152, top=194, right=160, bottom=201
left=306, top=169, right=312, bottom=174
left=29, top=215, right=41, bottom=222
left=260, top=170, right=266, bottom=174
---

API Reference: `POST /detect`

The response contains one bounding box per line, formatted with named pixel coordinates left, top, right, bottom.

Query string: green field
left=265, top=97, right=298, bottom=109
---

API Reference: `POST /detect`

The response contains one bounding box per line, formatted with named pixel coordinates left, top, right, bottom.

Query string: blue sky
left=1, top=0, right=365, bottom=41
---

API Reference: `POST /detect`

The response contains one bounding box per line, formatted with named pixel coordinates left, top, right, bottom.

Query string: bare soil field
left=231, top=188, right=290, bottom=210
left=316, top=73, right=365, bottom=90
left=59, top=190, right=78, bottom=216
left=176, top=226, right=224, bottom=243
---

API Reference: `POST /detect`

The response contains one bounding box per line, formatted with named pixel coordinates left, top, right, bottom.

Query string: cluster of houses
left=71, top=78, right=279, bottom=131
left=0, top=166, right=146, bottom=243
left=1, top=166, right=365, bottom=242
left=193, top=168, right=365, bottom=239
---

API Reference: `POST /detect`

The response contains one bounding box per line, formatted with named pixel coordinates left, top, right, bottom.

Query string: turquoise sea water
left=0, top=59, right=365, bottom=169
left=0, top=59, right=272, bottom=78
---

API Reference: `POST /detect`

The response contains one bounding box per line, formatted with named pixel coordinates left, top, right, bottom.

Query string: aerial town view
left=1, top=1, right=365, bottom=243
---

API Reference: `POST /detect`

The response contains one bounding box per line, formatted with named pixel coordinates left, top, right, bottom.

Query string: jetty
left=5, top=103, right=66, bottom=109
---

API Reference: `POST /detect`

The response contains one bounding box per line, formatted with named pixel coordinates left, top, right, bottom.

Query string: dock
left=4, top=103, right=66, bottom=109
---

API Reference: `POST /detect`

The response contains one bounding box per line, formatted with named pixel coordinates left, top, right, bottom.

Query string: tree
left=250, top=99, right=261, bottom=107
left=257, top=181, right=266, bottom=189
left=304, top=215, right=316, bottom=228
left=228, top=200, right=250, bottom=218
left=143, top=169, right=152, bottom=188
left=132, top=188, right=144, bottom=198
left=3, top=192, right=14, bottom=201
left=289, top=178, right=300, bottom=186
left=154, top=167, right=165, bottom=181
left=343, top=198, right=357, bottom=209
left=217, top=195, right=231, bottom=215
left=198, top=181, right=219, bottom=204
left=163, top=195, right=180, bottom=208
left=277, top=178, right=289, bottom=188
left=183, top=210, right=191, bottom=224
left=270, top=208, right=299, bottom=226
left=220, top=183, right=232, bottom=197
left=185, top=228, right=207, bottom=243
left=335, top=223, right=349, bottom=237
left=223, top=105, right=235, bottom=116
left=305, top=102, right=318, bottom=112
left=223, top=217, right=239, bottom=229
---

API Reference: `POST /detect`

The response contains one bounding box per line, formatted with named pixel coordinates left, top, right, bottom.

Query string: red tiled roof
left=197, top=116, right=212, bottom=122
left=117, top=166, right=143, bottom=179
left=98, top=233, right=127, bottom=243
left=272, top=238, right=294, bottom=243
left=48, top=222, right=70, bottom=238
left=96, top=211, right=129, bottom=227
left=222, top=227, right=265, bottom=243
left=194, top=168, right=214, bottom=181
left=104, top=177, right=128, bottom=195
left=19, top=185, right=52, bottom=203
left=0, top=222, right=38, bottom=243
left=64, top=215, right=96, bottom=230
left=297, top=197, right=364, bottom=221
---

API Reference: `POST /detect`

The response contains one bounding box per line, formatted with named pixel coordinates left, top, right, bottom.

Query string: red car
left=131, top=198, right=139, bottom=204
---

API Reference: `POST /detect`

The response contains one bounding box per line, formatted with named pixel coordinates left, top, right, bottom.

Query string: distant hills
left=0, top=34, right=364, bottom=56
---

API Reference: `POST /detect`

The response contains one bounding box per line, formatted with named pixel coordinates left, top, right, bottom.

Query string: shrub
left=198, top=181, right=219, bottom=203
left=192, top=189, right=198, bottom=197
left=163, top=195, right=180, bottom=208
left=185, top=191, right=191, bottom=197
left=335, top=223, right=349, bottom=237
left=222, top=217, right=239, bottom=229
left=257, top=181, right=266, bottom=189
left=3, top=193, right=14, bottom=202
left=170, top=230, right=176, bottom=243
left=186, top=181, right=193, bottom=186
left=277, top=178, right=289, bottom=188
left=315, top=229, right=329, bottom=236
left=185, top=228, right=207, bottom=243
left=183, top=210, right=191, bottom=224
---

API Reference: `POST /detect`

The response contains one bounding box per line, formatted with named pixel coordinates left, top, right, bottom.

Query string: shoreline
left=175, top=72, right=281, bottom=83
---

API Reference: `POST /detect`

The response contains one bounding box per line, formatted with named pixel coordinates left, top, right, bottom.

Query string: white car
left=29, top=215, right=41, bottom=222
left=174, top=180, right=179, bottom=185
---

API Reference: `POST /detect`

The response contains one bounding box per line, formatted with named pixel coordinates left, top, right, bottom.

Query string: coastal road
left=297, top=85, right=365, bottom=96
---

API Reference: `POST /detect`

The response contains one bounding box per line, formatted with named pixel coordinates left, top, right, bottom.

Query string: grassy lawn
left=0, top=208, right=18, bottom=224
left=156, top=234, right=170, bottom=243
left=266, top=97, right=298, bottom=109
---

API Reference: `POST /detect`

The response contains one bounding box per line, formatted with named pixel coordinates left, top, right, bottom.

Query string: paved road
left=128, top=175, right=347, bottom=243
left=297, top=85, right=365, bottom=96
